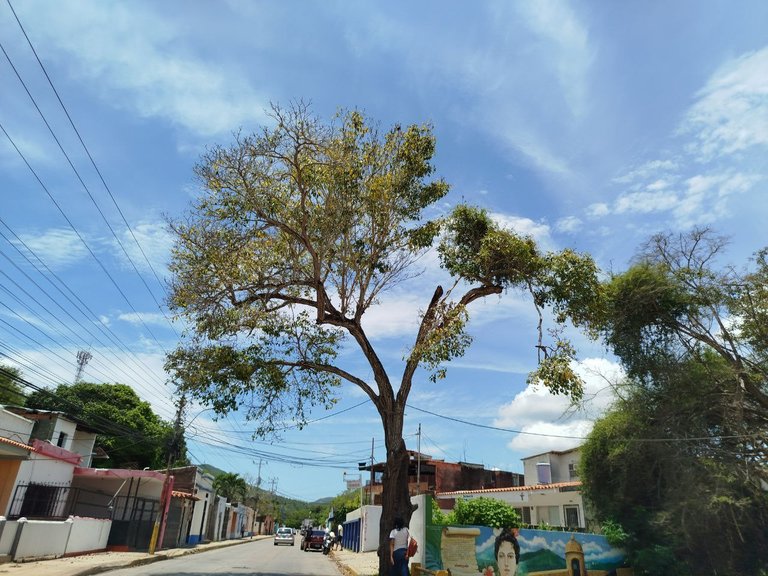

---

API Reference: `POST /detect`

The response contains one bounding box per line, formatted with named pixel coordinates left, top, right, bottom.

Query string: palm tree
left=212, top=472, right=248, bottom=502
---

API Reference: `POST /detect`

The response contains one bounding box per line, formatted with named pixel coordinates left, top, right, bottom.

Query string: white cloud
left=516, top=0, right=594, bottom=117
left=494, top=357, right=624, bottom=455
left=16, top=228, right=88, bottom=268
left=555, top=216, right=582, bottom=233
left=26, top=2, right=269, bottom=137
left=613, top=159, right=678, bottom=185
left=614, top=189, right=679, bottom=214
left=490, top=213, right=554, bottom=249
left=647, top=179, right=670, bottom=191
left=113, top=220, right=173, bottom=277
left=585, top=203, right=610, bottom=218
left=361, top=292, right=423, bottom=339
left=117, top=312, right=172, bottom=327
left=682, top=46, right=768, bottom=160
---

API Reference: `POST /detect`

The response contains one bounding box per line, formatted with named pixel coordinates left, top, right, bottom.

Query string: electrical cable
left=0, top=41, right=171, bottom=351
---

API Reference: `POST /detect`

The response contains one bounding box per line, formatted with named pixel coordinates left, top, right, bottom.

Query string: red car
left=302, top=529, right=326, bottom=552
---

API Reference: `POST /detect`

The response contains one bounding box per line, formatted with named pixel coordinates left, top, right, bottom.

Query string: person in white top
left=389, top=517, right=410, bottom=576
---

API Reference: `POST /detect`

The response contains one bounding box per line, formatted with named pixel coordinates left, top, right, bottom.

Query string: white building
left=436, top=446, right=586, bottom=529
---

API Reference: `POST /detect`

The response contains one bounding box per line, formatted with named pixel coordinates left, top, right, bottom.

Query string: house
left=160, top=466, right=216, bottom=547
left=436, top=446, right=586, bottom=529
left=0, top=406, right=175, bottom=553
left=2, top=407, right=97, bottom=520
left=362, top=451, right=525, bottom=505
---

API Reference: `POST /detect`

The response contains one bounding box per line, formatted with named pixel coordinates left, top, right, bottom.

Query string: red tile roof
left=437, top=481, right=582, bottom=496
left=172, top=490, right=200, bottom=501
left=0, top=436, right=32, bottom=451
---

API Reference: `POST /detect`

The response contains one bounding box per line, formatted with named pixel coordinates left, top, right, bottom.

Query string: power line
left=406, top=403, right=759, bottom=443
left=0, top=37, right=174, bottom=348
left=5, top=0, right=174, bottom=315
left=0, top=120, right=169, bottom=357
left=0, top=218, right=173, bottom=403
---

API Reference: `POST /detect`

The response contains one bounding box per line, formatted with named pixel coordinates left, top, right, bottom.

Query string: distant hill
left=519, top=548, right=565, bottom=572
left=199, top=463, right=226, bottom=477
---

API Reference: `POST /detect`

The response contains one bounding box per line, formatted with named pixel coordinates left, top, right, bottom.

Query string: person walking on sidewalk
left=389, top=517, right=410, bottom=576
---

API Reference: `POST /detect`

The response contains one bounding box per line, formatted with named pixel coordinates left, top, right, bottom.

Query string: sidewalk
left=331, top=548, right=379, bottom=576
left=0, top=537, right=263, bottom=576
left=0, top=537, right=381, bottom=576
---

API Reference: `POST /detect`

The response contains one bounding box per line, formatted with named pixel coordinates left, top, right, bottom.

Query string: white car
left=274, top=527, right=295, bottom=546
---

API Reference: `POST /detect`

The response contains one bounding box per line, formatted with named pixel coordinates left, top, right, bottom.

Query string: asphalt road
left=105, top=538, right=340, bottom=576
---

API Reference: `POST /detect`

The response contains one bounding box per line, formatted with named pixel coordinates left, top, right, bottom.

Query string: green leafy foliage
left=25, top=382, right=185, bottom=469
left=446, top=497, right=520, bottom=530
left=581, top=229, right=768, bottom=576
left=212, top=472, right=248, bottom=502
left=0, top=364, right=25, bottom=406
left=167, top=104, right=599, bottom=576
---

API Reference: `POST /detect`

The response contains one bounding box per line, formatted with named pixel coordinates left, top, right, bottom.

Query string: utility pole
left=149, top=393, right=186, bottom=554
left=416, top=423, right=421, bottom=493
left=369, top=438, right=374, bottom=505
left=253, top=459, right=263, bottom=535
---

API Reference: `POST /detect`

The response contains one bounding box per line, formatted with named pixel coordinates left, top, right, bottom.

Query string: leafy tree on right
left=580, top=228, right=768, bottom=576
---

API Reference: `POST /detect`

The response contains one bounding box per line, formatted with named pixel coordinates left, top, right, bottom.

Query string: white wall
left=0, top=409, right=34, bottom=442
left=65, top=517, right=111, bottom=553
left=0, top=518, right=19, bottom=555
left=360, top=505, right=381, bottom=552
left=11, top=518, right=71, bottom=561
left=1, top=517, right=111, bottom=561
left=408, top=494, right=426, bottom=565
left=522, top=448, right=581, bottom=485
left=70, top=431, right=97, bottom=468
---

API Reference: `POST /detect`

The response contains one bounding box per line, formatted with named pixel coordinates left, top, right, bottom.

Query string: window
left=536, top=505, right=560, bottom=526
left=517, top=506, right=532, bottom=525
left=56, top=431, right=68, bottom=448
left=564, top=505, right=580, bottom=528
left=568, top=462, right=578, bottom=480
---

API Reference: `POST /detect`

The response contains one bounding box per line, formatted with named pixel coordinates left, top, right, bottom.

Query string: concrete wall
left=352, top=495, right=426, bottom=555
left=408, top=494, right=426, bottom=565
left=15, top=453, right=75, bottom=486
left=0, top=517, right=19, bottom=555
left=0, top=516, right=111, bottom=561
left=0, top=409, right=34, bottom=442
left=66, top=517, right=111, bottom=553
left=360, top=505, right=381, bottom=552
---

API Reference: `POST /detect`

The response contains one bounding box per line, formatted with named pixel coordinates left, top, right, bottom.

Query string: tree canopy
left=0, top=364, right=25, bottom=406
left=165, top=104, right=598, bottom=575
left=212, top=472, right=248, bottom=502
left=580, top=228, right=768, bottom=576
left=25, top=381, right=186, bottom=470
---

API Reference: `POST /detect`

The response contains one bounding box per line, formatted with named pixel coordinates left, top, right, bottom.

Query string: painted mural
left=424, top=525, right=633, bottom=576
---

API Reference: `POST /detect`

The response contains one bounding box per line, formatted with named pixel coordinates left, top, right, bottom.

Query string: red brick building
left=363, top=451, right=524, bottom=504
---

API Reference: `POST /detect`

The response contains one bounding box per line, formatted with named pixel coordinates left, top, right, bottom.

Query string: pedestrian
left=337, top=523, right=343, bottom=550
left=389, top=517, right=410, bottom=576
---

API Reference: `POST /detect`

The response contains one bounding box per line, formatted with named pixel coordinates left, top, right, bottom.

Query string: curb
left=68, top=537, right=259, bottom=576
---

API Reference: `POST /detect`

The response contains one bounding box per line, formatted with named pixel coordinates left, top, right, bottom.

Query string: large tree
left=25, top=382, right=186, bottom=470
left=580, top=229, right=768, bottom=575
left=166, top=104, right=597, bottom=574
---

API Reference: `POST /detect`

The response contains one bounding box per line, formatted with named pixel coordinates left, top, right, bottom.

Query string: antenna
left=74, top=350, right=92, bottom=383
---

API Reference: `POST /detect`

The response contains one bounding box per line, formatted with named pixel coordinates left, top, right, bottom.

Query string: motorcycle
left=322, top=532, right=333, bottom=555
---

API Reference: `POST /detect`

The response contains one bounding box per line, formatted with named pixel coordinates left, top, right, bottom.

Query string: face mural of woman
left=497, top=540, right=518, bottom=576
left=493, top=529, right=520, bottom=576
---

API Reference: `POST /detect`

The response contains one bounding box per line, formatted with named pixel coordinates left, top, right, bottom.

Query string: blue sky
left=1, top=1, right=766, bottom=502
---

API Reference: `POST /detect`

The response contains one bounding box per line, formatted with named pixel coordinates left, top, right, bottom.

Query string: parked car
left=274, top=527, right=295, bottom=546
left=302, top=529, right=326, bottom=552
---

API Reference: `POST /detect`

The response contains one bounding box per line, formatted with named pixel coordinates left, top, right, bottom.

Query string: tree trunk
left=377, top=418, right=413, bottom=576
